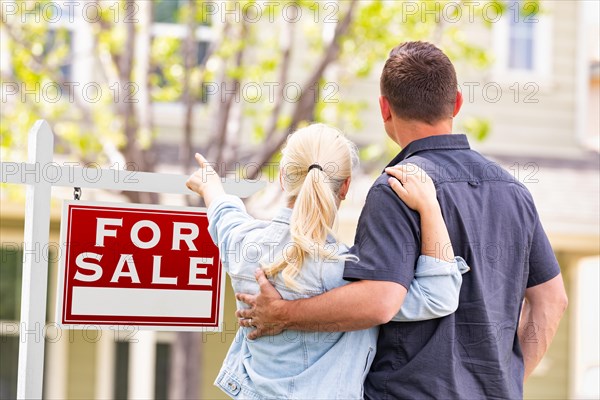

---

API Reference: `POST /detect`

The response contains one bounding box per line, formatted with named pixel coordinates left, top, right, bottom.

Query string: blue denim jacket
left=207, top=195, right=469, bottom=400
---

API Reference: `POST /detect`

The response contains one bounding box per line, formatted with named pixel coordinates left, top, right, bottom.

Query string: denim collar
left=384, top=134, right=471, bottom=170
left=272, top=207, right=293, bottom=225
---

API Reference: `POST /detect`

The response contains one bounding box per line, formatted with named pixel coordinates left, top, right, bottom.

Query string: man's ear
left=453, top=91, right=463, bottom=117
left=379, top=96, right=392, bottom=122
left=279, top=169, right=284, bottom=191
left=339, top=177, right=351, bottom=201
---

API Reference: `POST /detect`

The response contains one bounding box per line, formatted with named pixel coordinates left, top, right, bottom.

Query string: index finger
left=388, top=177, right=409, bottom=198
left=246, top=328, right=263, bottom=340
left=236, top=292, right=256, bottom=306
left=236, top=308, right=253, bottom=319
left=194, top=153, right=208, bottom=167
left=385, top=167, right=408, bottom=185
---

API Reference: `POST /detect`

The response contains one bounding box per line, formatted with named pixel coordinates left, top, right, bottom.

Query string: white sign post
left=17, top=121, right=53, bottom=400
left=0, top=120, right=264, bottom=399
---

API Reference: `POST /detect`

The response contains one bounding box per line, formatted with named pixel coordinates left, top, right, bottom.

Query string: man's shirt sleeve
left=527, top=214, right=561, bottom=287
left=343, top=183, right=421, bottom=290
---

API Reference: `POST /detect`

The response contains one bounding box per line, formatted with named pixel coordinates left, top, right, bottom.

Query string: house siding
left=524, top=252, right=572, bottom=400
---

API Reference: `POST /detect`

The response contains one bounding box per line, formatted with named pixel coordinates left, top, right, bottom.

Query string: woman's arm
left=386, top=164, right=453, bottom=261
left=385, top=164, right=468, bottom=321
left=186, top=153, right=226, bottom=208
left=186, top=153, right=253, bottom=267
left=391, top=256, right=469, bottom=321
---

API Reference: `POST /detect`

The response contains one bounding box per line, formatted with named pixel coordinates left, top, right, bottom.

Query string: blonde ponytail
left=263, top=124, right=358, bottom=289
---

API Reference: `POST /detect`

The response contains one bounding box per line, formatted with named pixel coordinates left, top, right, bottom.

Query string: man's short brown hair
left=380, top=41, right=457, bottom=125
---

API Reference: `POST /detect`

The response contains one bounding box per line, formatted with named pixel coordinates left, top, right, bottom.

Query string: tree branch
left=247, top=0, right=358, bottom=176
left=180, top=0, right=199, bottom=175
left=208, top=21, right=248, bottom=172
left=263, top=20, right=296, bottom=144
left=0, top=19, right=95, bottom=125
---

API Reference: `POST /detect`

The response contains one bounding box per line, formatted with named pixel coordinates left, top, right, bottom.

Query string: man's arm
left=518, top=273, right=568, bottom=381
left=238, top=166, right=459, bottom=338
left=236, top=270, right=406, bottom=339
left=238, top=165, right=464, bottom=338
left=519, top=203, right=567, bottom=380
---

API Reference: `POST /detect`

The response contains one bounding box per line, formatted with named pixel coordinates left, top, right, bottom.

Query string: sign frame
left=1, top=120, right=263, bottom=399
left=55, top=200, right=226, bottom=332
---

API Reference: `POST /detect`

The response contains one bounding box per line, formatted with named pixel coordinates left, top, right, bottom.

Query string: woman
left=186, top=124, right=468, bottom=399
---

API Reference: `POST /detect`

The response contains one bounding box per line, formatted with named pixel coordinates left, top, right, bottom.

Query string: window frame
left=492, top=3, right=553, bottom=85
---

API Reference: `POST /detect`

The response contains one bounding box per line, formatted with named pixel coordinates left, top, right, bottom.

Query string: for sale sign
left=56, top=201, right=224, bottom=331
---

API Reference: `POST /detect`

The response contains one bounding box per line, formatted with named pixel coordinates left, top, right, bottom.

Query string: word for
left=73, top=218, right=213, bottom=286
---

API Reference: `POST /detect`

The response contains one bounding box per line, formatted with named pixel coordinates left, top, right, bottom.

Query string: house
left=0, top=1, right=598, bottom=399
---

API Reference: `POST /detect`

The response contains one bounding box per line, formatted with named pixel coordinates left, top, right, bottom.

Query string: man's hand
left=236, top=269, right=287, bottom=340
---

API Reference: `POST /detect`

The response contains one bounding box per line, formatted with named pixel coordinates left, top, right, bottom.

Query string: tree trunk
left=170, top=1, right=204, bottom=399
left=180, top=0, right=198, bottom=176
left=118, top=0, right=158, bottom=204
left=207, top=21, right=247, bottom=174
left=169, top=329, right=202, bottom=400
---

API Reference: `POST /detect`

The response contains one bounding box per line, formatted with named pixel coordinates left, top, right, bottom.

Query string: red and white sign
left=56, top=201, right=224, bottom=331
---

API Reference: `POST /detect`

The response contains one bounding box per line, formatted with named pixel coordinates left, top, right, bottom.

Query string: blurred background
left=0, top=0, right=598, bottom=399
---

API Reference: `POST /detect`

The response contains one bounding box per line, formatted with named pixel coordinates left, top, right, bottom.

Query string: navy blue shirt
left=344, top=134, right=560, bottom=400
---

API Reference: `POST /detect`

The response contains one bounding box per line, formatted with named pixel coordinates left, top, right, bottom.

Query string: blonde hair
left=263, top=124, right=359, bottom=289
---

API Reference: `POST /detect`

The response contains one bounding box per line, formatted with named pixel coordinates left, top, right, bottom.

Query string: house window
left=0, top=247, right=23, bottom=321
left=0, top=336, right=19, bottom=400
left=112, top=340, right=172, bottom=399
left=154, top=343, right=171, bottom=399
left=154, top=0, right=211, bottom=25
left=508, top=12, right=535, bottom=70
left=114, top=341, right=130, bottom=399
left=43, top=28, right=74, bottom=82
left=0, top=247, right=53, bottom=399
left=154, top=0, right=183, bottom=23
left=572, top=257, right=600, bottom=399
left=154, top=0, right=183, bottom=24
left=0, top=247, right=22, bottom=399
left=493, top=0, right=552, bottom=82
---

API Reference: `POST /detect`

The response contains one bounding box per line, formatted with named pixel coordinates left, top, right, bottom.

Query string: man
left=237, top=41, right=567, bottom=399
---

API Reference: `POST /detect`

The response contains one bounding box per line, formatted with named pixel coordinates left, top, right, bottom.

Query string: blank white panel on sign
left=71, top=287, right=213, bottom=318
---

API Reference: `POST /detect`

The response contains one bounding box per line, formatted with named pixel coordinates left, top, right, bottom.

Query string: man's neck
left=393, top=118, right=453, bottom=148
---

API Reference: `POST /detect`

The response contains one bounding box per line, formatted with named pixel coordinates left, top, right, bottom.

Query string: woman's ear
left=279, top=169, right=284, bottom=191
left=339, top=177, right=352, bottom=201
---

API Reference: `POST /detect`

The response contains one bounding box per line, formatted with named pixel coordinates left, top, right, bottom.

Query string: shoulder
left=352, top=175, right=421, bottom=248
left=368, top=174, right=407, bottom=205
left=362, top=174, right=418, bottom=220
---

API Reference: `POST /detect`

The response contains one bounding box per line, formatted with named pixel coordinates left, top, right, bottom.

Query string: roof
left=487, top=152, right=600, bottom=254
